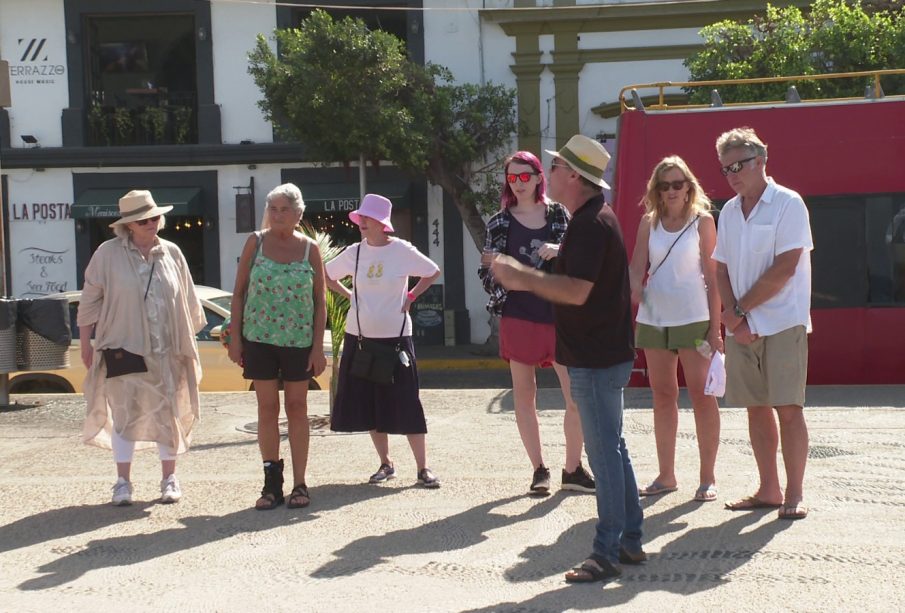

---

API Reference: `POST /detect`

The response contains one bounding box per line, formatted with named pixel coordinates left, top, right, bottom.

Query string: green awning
left=71, top=187, right=203, bottom=219
left=301, top=181, right=410, bottom=214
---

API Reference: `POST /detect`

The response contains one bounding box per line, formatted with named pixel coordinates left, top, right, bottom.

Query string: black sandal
left=287, top=484, right=310, bottom=509
left=564, top=558, right=621, bottom=583
left=255, top=460, right=285, bottom=511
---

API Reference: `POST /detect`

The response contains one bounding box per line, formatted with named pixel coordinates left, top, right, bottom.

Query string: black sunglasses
left=135, top=215, right=161, bottom=226
left=506, top=172, right=538, bottom=184
left=721, top=156, right=757, bottom=176
left=656, top=180, right=687, bottom=192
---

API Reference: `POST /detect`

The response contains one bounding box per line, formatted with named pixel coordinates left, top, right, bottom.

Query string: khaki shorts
left=725, top=325, right=808, bottom=408
left=636, top=320, right=711, bottom=353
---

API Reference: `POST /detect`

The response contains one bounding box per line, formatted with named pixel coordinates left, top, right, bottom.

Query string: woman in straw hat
left=229, top=183, right=327, bottom=510
left=78, top=189, right=206, bottom=506
left=325, top=194, right=442, bottom=488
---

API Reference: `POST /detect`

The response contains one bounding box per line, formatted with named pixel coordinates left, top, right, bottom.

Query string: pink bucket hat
left=349, top=193, right=394, bottom=233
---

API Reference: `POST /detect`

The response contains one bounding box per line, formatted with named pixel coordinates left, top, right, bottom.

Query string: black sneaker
left=561, top=464, right=596, bottom=493
left=530, top=465, right=551, bottom=495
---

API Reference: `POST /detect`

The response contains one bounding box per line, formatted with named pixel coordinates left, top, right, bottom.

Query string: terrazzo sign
left=8, top=37, right=66, bottom=86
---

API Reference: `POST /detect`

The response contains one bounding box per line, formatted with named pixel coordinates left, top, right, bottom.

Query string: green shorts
left=635, top=320, right=711, bottom=353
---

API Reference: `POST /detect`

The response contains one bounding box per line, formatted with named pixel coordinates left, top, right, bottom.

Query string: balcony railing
left=86, top=89, right=197, bottom=146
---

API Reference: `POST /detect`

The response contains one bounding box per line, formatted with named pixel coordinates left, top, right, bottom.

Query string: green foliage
left=685, top=0, right=905, bottom=103
left=248, top=10, right=517, bottom=250
left=112, top=107, right=134, bottom=144
left=141, top=106, right=167, bottom=143
left=87, top=103, right=110, bottom=146
left=173, top=106, right=193, bottom=144
left=248, top=9, right=414, bottom=167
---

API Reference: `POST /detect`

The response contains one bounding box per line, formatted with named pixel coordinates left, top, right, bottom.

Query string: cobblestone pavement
left=1, top=386, right=903, bottom=612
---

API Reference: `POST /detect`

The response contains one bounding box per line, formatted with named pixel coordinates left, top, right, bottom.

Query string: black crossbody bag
left=103, top=261, right=155, bottom=378
left=349, top=245, right=408, bottom=385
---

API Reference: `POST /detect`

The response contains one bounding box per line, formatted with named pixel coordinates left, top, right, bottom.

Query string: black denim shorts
left=242, top=338, right=313, bottom=381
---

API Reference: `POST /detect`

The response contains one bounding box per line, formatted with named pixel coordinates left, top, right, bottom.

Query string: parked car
left=6, top=286, right=331, bottom=393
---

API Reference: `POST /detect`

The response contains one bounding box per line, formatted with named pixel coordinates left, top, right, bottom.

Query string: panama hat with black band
left=545, top=135, right=611, bottom=189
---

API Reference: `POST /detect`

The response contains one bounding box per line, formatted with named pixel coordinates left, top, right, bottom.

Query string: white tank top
left=635, top=217, right=710, bottom=327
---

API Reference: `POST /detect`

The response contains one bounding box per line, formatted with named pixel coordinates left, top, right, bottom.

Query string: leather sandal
left=287, top=484, right=310, bottom=509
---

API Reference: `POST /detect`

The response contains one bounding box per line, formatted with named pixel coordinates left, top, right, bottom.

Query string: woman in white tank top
left=628, top=156, right=723, bottom=503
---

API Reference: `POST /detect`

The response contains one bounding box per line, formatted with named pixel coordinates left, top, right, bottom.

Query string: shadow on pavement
left=311, top=493, right=567, bottom=578
left=465, top=503, right=791, bottom=611
left=17, top=483, right=397, bottom=591
left=0, top=503, right=153, bottom=555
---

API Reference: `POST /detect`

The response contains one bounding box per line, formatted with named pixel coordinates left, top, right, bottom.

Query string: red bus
left=612, top=70, right=905, bottom=385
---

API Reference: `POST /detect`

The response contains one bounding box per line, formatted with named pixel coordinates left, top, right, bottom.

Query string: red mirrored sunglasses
left=506, top=172, right=538, bottom=184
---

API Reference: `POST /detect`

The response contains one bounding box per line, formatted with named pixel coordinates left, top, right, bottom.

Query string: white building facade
left=0, top=0, right=806, bottom=345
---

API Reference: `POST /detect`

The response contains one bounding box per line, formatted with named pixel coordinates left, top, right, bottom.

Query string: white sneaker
left=111, top=477, right=133, bottom=506
left=160, top=474, right=182, bottom=504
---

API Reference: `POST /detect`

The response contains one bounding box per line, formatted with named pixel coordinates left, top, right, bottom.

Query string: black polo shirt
left=553, top=194, right=635, bottom=368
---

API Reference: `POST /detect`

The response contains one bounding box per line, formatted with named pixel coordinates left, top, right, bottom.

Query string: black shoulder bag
left=349, top=244, right=408, bottom=385
left=103, top=261, right=155, bottom=378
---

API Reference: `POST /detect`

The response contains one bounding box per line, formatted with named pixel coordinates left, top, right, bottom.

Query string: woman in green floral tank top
left=229, top=183, right=327, bottom=511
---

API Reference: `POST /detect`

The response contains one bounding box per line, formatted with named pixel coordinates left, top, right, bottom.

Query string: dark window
left=292, top=5, right=409, bottom=44
left=84, top=14, right=197, bottom=146
left=714, top=194, right=905, bottom=308
left=808, top=194, right=905, bottom=308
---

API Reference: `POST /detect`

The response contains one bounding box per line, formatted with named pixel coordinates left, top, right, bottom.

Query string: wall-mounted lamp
left=197, top=26, right=207, bottom=42
left=21, top=134, right=39, bottom=147
left=234, top=177, right=256, bottom=233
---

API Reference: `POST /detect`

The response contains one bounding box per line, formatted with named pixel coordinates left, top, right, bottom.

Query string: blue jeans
left=568, top=361, right=643, bottom=563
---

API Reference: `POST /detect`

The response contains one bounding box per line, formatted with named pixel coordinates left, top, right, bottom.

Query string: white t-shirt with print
left=712, top=179, right=813, bottom=337
left=326, top=238, right=439, bottom=338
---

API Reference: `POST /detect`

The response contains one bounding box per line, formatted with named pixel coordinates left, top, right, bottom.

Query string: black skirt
left=330, top=332, right=427, bottom=435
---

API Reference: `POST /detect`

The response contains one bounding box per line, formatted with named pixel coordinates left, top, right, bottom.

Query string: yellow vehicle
left=7, top=286, right=331, bottom=393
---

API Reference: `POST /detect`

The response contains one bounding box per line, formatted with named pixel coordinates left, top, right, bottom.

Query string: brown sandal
left=287, top=484, right=310, bottom=509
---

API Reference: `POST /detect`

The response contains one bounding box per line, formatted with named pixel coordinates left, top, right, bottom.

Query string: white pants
left=111, top=429, right=177, bottom=463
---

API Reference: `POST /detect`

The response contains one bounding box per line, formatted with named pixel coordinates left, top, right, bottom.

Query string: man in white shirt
left=712, top=127, right=813, bottom=521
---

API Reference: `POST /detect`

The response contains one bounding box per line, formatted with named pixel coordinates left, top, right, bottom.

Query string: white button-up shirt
left=713, top=179, right=813, bottom=336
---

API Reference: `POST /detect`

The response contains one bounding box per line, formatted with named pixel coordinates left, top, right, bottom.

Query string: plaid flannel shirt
left=478, top=201, right=570, bottom=315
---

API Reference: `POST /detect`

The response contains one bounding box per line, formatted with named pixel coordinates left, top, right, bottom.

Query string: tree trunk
left=427, top=164, right=487, bottom=253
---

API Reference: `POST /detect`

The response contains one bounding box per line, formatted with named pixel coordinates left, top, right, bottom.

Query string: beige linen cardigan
left=77, top=236, right=206, bottom=450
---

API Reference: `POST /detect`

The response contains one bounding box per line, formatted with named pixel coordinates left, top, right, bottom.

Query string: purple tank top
left=502, top=215, right=554, bottom=323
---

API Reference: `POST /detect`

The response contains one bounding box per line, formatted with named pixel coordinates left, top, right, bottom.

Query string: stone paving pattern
left=1, top=386, right=903, bottom=612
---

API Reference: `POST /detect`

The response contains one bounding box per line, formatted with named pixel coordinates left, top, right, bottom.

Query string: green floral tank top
left=242, top=238, right=315, bottom=348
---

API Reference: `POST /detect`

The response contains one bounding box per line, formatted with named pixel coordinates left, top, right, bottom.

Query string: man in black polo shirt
left=491, top=135, right=643, bottom=583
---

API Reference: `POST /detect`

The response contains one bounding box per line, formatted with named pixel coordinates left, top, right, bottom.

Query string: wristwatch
left=733, top=303, right=748, bottom=319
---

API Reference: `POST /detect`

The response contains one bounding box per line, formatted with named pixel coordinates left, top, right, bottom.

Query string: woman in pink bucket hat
left=326, top=194, right=443, bottom=488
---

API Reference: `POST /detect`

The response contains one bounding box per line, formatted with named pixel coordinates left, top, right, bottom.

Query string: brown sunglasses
left=135, top=215, right=161, bottom=226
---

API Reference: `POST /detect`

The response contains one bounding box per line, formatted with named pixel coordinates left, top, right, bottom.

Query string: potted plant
left=87, top=102, right=111, bottom=146
left=141, top=106, right=168, bottom=144
left=173, top=106, right=193, bottom=144
left=112, top=107, right=134, bottom=145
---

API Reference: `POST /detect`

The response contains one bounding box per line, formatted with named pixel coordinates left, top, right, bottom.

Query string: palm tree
left=300, top=223, right=350, bottom=412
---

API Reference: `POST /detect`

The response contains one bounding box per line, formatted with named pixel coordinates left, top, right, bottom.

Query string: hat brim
left=349, top=210, right=394, bottom=233
left=545, top=149, right=611, bottom=189
left=109, top=205, right=174, bottom=227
